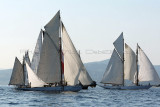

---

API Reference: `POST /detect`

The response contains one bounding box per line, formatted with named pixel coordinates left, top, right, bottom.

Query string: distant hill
left=0, top=59, right=160, bottom=85
left=84, top=59, right=109, bottom=82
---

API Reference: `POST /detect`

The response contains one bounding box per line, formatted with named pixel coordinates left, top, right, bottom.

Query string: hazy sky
left=0, top=0, right=160, bottom=69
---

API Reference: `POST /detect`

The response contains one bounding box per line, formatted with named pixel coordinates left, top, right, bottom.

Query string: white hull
left=99, top=85, right=151, bottom=90
left=17, top=85, right=82, bottom=92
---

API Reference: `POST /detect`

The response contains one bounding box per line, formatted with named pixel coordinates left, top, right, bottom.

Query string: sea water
left=0, top=85, right=160, bottom=107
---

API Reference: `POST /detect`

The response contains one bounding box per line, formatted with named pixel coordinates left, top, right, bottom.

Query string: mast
left=59, top=13, right=63, bottom=85
left=22, top=56, right=25, bottom=85
left=136, top=44, right=139, bottom=86
left=123, top=35, right=125, bottom=86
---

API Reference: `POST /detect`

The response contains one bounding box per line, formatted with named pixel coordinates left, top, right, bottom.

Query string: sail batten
left=9, top=57, right=25, bottom=85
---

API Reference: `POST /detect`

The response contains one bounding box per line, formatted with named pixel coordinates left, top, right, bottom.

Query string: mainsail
left=37, top=11, right=61, bottom=83
left=124, top=43, right=137, bottom=83
left=101, top=49, right=123, bottom=85
left=138, top=46, right=160, bottom=85
left=62, top=23, right=82, bottom=86
left=25, top=62, right=46, bottom=88
left=31, top=29, right=43, bottom=73
left=9, top=57, right=24, bottom=85
left=113, top=32, right=124, bottom=60
left=37, top=31, right=61, bottom=83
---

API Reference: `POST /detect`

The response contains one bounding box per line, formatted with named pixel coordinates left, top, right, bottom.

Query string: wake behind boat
left=100, top=32, right=160, bottom=90
left=9, top=11, right=95, bottom=92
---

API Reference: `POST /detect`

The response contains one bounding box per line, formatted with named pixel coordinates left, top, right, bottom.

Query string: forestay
left=9, top=57, right=24, bottom=85
left=101, top=49, right=123, bottom=85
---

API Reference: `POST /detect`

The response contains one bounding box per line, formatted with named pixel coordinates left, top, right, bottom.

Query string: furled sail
left=37, top=31, right=61, bottom=83
left=62, top=23, right=82, bottom=86
left=113, top=32, right=124, bottom=60
left=9, top=57, right=24, bottom=85
left=31, top=29, right=43, bottom=73
left=101, top=49, right=123, bottom=85
left=124, top=43, right=137, bottom=83
left=25, top=62, right=46, bottom=87
left=138, top=46, right=160, bottom=85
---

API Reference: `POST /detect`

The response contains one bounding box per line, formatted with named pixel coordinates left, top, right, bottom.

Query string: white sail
left=9, top=57, right=24, bottom=85
left=25, top=62, right=46, bottom=88
left=37, top=11, right=61, bottom=83
left=124, top=43, right=137, bottom=83
left=44, top=11, right=60, bottom=51
left=138, top=46, right=160, bottom=85
left=31, top=29, right=43, bottom=73
left=37, top=32, right=61, bottom=83
left=101, top=49, right=123, bottom=85
left=78, top=65, right=93, bottom=86
left=24, top=52, right=30, bottom=85
left=24, top=51, right=31, bottom=66
left=62, top=24, right=82, bottom=86
left=113, top=32, right=124, bottom=59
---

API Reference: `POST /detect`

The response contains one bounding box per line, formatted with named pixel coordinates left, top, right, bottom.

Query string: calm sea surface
left=0, top=85, right=160, bottom=107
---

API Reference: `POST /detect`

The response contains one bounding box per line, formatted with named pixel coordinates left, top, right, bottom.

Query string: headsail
left=31, top=29, right=43, bottom=73
left=62, top=23, right=82, bottom=86
left=138, top=46, right=160, bottom=85
left=25, top=62, right=46, bottom=87
left=101, top=49, right=123, bottom=85
left=78, top=66, right=93, bottom=85
left=113, top=32, right=124, bottom=60
left=9, top=57, right=24, bottom=85
left=124, top=43, right=137, bottom=84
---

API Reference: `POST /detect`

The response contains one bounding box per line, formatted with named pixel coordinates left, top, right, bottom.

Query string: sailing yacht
left=9, top=11, right=94, bottom=91
left=100, top=32, right=160, bottom=90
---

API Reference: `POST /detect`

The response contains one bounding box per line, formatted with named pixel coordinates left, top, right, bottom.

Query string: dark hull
left=17, top=85, right=82, bottom=92
left=99, top=85, right=152, bottom=90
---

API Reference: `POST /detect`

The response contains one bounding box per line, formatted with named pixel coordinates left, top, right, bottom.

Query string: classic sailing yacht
left=100, top=32, right=160, bottom=90
left=9, top=11, right=93, bottom=91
